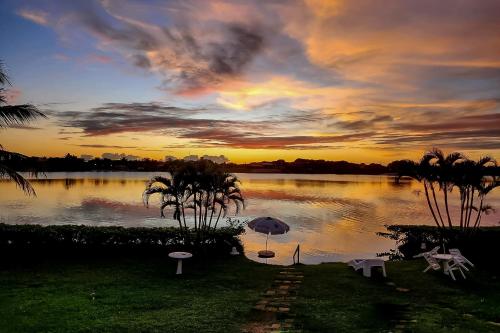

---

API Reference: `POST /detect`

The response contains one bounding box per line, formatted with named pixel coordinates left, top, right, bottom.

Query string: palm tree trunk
left=203, top=194, right=210, bottom=230
left=466, top=188, right=475, bottom=229
left=443, top=183, right=453, bottom=228
left=181, top=203, right=188, bottom=231
left=430, top=183, right=445, bottom=228
left=207, top=196, right=217, bottom=230
left=193, top=192, right=198, bottom=232
left=213, top=205, right=224, bottom=230
left=423, top=181, right=442, bottom=228
left=459, top=190, right=465, bottom=230
left=473, top=197, right=484, bottom=229
left=463, top=187, right=470, bottom=229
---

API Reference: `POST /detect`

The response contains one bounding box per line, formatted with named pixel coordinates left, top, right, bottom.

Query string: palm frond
left=477, top=156, right=497, bottom=167
left=0, top=163, right=36, bottom=196
left=0, top=104, right=47, bottom=128
left=0, top=61, right=11, bottom=86
left=142, top=186, right=168, bottom=207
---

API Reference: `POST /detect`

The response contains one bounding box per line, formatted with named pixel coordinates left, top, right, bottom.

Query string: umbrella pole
left=266, top=232, right=269, bottom=251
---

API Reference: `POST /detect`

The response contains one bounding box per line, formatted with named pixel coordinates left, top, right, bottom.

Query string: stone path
left=242, top=267, right=303, bottom=333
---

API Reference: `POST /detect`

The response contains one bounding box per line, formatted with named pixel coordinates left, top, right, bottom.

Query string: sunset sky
left=1, top=0, right=499, bottom=163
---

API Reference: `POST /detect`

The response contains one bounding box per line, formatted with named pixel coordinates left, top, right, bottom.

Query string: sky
left=0, top=0, right=499, bottom=164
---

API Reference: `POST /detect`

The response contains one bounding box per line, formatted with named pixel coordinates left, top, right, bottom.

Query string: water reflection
left=0, top=172, right=499, bottom=264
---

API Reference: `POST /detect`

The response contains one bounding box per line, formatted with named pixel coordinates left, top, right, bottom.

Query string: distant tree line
left=1, top=154, right=390, bottom=174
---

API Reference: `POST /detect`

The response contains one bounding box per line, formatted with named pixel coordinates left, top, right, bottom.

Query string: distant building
left=102, top=153, right=140, bottom=161
left=201, top=155, right=229, bottom=164
left=183, top=155, right=199, bottom=162
left=164, top=155, right=177, bottom=162
left=80, top=154, right=94, bottom=161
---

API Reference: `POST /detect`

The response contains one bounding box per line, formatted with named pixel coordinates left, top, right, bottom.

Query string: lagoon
left=1, top=172, right=498, bottom=264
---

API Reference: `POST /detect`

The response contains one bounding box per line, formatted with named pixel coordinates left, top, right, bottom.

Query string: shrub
left=378, top=225, right=500, bottom=269
left=0, top=223, right=244, bottom=260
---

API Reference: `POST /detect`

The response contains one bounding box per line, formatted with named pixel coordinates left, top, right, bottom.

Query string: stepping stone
left=278, top=307, right=290, bottom=312
left=396, top=287, right=410, bottom=292
left=253, top=304, right=266, bottom=311
left=488, top=321, right=500, bottom=327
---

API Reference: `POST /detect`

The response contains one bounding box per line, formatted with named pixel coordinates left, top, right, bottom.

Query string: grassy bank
left=0, top=255, right=279, bottom=333
left=295, top=261, right=500, bottom=332
left=1, top=256, right=500, bottom=332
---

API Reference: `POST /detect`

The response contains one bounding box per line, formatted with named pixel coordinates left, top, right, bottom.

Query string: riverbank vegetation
left=378, top=225, right=500, bottom=266
left=0, top=223, right=244, bottom=259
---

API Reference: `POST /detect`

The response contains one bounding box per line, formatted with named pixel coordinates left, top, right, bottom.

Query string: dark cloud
left=208, top=25, right=264, bottom=75
left=178, top=129, right=375, bottom=149
left=393, top=113, right=500, bottom=132
left=54, top=102, right=371, bottom=149
left=75, top=2, right=158, bottom=51
left=76, top=144, right=139, bottom=149
left=332, top=114, right=393, bottom=130
left=161, top=23, right=266, bottom=93
left=132, top=54, right=151, bottom=69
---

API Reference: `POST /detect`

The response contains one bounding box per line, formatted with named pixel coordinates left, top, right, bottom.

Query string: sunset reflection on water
left=1, top=172, right=499, bottom=265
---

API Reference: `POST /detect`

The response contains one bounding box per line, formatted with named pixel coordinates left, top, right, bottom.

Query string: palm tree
left=0, top=61, right=46, bottom=195
left=143, top=161, right=245, bottom=243
left=211, top=172, right=244, bottom=230
left=392, top=149, right=498, bottom=231
left=143, top=170, right=190, bottom=232
left=421, top=149, right=465, bottom=228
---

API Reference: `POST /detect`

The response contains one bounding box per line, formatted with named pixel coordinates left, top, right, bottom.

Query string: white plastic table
left=361, top=259, right=387, bottom=277
left=168, top=251, right=193, bottom=275
left=349, top=259, right=387, bottom=277
left=432, top=254, right=453, bottom=274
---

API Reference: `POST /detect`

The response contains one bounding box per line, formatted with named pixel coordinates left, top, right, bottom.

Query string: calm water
left=1, top=172, right=499, bottom=265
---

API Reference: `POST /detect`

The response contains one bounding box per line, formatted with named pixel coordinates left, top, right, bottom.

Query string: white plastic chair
left=423, top=253, right=441, bottom=273
left=414, top=246, right=440, bottom=258
left=449, top=248, right=474, bottom=269
left=445, top=258, right=467, bottom=281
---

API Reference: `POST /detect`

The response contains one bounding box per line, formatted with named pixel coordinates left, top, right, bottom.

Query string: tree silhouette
left=391, top=149, right=499, bottom=231
left=143, top=160, right=244, bottom=242
left=0, top=61, right=46, bottom=195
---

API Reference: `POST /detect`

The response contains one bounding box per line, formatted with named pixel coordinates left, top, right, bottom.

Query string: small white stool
left=361, top=259, right=386, bottom=277
left=168, top=251, right=193, bottom=275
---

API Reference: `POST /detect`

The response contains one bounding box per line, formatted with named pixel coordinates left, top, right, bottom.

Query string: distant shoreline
left=4, top=155, right=391, bottom=175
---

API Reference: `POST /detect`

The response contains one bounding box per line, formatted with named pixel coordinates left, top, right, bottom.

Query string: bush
left=378, top=225, right=500, bottom=269
left=0, top=223, right=244, bottom=260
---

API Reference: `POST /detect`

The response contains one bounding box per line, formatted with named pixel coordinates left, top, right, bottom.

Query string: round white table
left=432, top=254, right=453, bottom=274
left=169, top=251, right=193, bottom=275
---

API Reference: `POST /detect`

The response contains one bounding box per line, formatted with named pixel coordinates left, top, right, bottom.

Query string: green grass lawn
left=295, top=261, right=500, bottom=333
left=0, top=255, right=279, bottom=333
left=1, top=256, right=500, bottom=332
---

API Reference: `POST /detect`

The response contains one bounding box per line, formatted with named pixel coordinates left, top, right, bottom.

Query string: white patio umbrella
left=248, top=217, right=290, bottom=256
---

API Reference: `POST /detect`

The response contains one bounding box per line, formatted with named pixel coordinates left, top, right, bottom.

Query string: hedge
left=378, top=225, right=500, bottom=268
left=0, top=223, right=244, bottom=259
